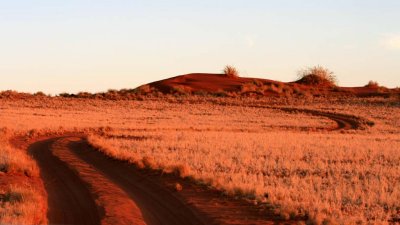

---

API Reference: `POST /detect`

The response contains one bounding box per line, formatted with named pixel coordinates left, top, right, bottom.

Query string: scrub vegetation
left=0, top=93, right=399, bottom=224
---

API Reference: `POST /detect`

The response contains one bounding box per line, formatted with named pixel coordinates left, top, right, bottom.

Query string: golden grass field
left=0, top=130, right=46, bottom=225
left=0, top=95, right=399, bottom=224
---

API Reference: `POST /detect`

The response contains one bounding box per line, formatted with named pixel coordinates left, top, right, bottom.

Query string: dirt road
left=29, top=138, right=101, bottom=225
left=260, top=106, right=374, bottom=130
left=30, top=136, right=290, bottom=225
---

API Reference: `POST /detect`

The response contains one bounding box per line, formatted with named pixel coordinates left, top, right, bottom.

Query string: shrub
left=297, top=66, right=337, bottom=86
left=77, top=92, right=92, bottom=98
left=365, top=80, right=379, bottom=88
left=223, top=65, right=239, bottom=78
left=0, top=90, right=32, bottom=99
left=33, top=91, right=46, bottom=97
left=58, top=92, right=74, bottom=98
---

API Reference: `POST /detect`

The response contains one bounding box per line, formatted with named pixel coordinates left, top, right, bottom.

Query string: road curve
left=221, top=103, right=374, bottom=131
left=276, top=107, right=375, bottom=130
left=259, top=106, right=375, bottom=131
left=30, top=136, right=288, bottom=225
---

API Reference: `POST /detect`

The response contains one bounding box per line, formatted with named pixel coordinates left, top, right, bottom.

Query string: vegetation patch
left=296, top=66, right=337, bottom=87
left=0, top=184, right=46, bottom=225
left=223, top=65, right=239, bottom=78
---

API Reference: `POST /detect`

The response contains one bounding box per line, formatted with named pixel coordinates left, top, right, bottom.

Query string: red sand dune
left=145, top=73, right=398, bottom=97
left=148, top=73, right=282, bottom=93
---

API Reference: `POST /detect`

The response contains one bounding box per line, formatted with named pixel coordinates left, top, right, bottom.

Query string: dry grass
left=88, top=129, right=400, bottom=224
left=0, top=184, right=46, bottom=225
left=0, top=130, right=45, bottom=224
left=365, top=81, right=380, bottom=88
left=0, top=96, right=399, bottom=224
left=0, top=130, right=39, bottom=177
left=297, top=66, right=337, bottom=86
left=223, top=65, right=239, bottom=78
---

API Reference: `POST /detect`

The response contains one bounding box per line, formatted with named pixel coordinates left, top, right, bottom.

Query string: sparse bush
left=0, top=90, right=32, bottom=99
left=297, top=66, right=337, bottom=86
left=33, top=91, right=46, bottom=97
left=223, top=65, right=239, bottom=78
left=58, top=92, right=74, bottom=98
left=365, top=80, right=380, bottom=88
left=77, top=92, right=92, bottom=98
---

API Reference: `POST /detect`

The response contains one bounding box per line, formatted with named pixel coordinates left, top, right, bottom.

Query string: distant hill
left=136, top=73, right=398, bottom=98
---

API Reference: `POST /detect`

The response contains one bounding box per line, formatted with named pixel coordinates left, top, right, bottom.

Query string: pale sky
left=0, top=0, right=399, bottom=94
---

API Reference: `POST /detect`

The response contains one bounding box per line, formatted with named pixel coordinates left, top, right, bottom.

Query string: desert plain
left=0, top=72, right=399, bottom=225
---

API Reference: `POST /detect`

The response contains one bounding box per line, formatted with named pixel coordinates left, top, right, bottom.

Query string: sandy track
left=30, top=136, right=289, bottom=225
left=30, top=137, right=211, bottom=224
left=281, top=108, right=374, bottom=130
left=266, top=106, right=374, bottom=130
left=51, top=137, right=147, bottom=225
left=30, top=137, right=208, bottom=225
left=67, top=137, right=210, bottom=225
left=29, top=138, right=101, bottom=225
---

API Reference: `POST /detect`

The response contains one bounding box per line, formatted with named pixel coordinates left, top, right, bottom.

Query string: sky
left=0, top=0, right=399, bottom=94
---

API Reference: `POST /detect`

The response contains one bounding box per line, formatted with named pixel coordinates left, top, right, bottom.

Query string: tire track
left=275, top=107, right=375, bottom=130
left=30, top=136, right=300, bottom=225
left=30, top=137, right=208, bottom=225
left=29, top=138, right=101, bottom=225
left=244, top=105, right=374, bottom=131
left=51, top=137, right=146, bottom=225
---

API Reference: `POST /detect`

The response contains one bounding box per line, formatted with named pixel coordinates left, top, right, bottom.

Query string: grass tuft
left=297, top=66, right=337, bottom=86
left=365, top=80, right=380, bottom=88
left=0, top=185, right=47, bottom=225
left=223, top=65, right=239, bottom=78
left=0, top=133, right=39, bottom=177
